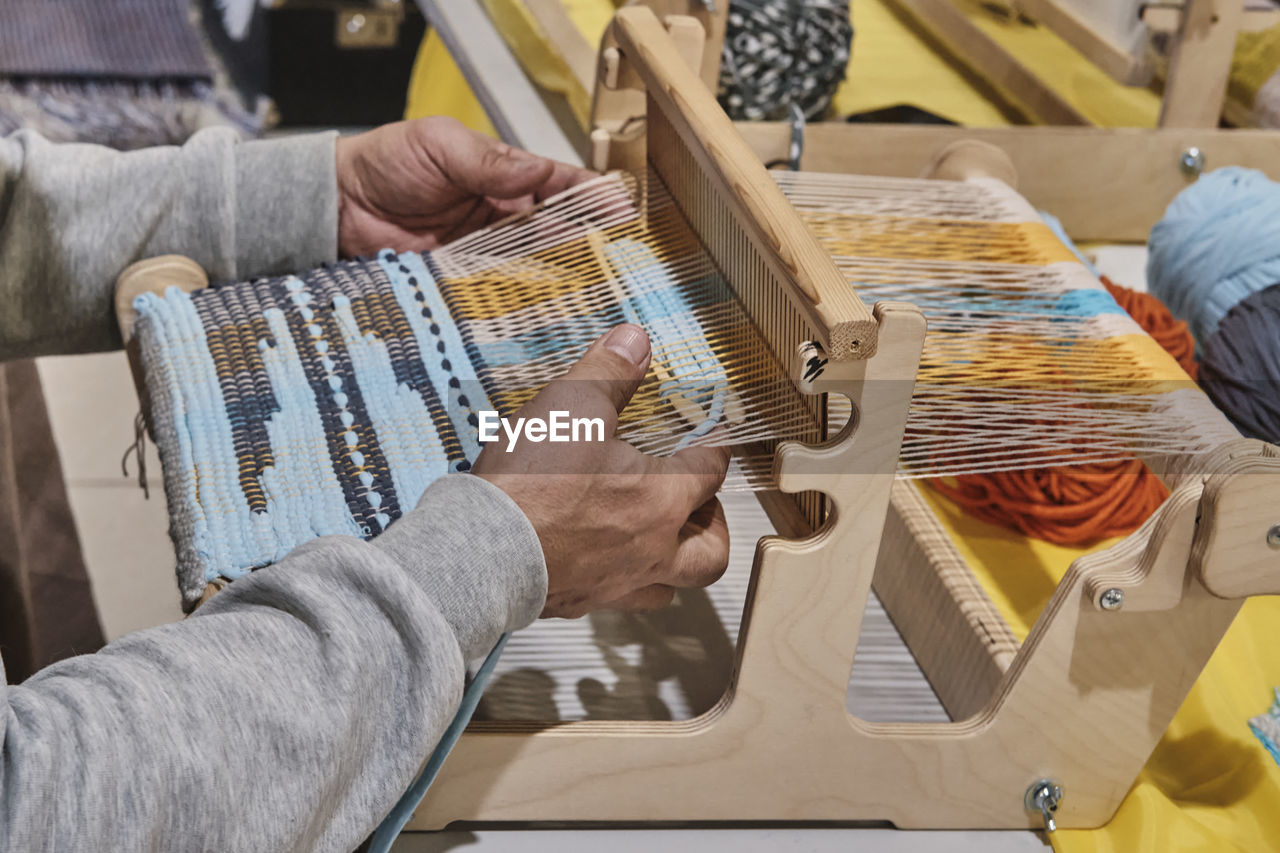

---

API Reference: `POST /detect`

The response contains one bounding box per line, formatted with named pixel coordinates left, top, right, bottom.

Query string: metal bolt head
left=346, top=13, right=366, bottom=33
left=1180, top=147, right=1206, bottom=177
left=1100, top=587, right=1124, bottom=611
left=1268, top=523, right=1280, bottom=549
left=1025, top=779, right=1063, bottom=833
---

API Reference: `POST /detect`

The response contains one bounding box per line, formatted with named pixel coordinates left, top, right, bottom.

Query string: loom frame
left=112, top=5, right=1280, bottom=834
left=399, top=8, right=1280, bottom=831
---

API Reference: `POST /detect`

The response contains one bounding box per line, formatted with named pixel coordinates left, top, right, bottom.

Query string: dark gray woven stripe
left=0, top=0, right=211, bottom=80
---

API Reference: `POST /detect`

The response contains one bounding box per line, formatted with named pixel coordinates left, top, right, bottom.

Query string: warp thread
left=718, top=0, right=853, bottom=121
left=931, top=224, right=1195, bottom=547
left=1148, top=167, right=1280, bottom=444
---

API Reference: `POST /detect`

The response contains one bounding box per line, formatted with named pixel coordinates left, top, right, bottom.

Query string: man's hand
left=473, top=325, right=732, bottom=619
left=335, top=117, right=594, bottom=257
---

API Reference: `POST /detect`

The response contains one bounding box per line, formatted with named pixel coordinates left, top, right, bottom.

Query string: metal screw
left=1099, top=587, right=1124, bottom=611
left=1268, top=523, right=1280, bottom=549
left=346, top=13, right=366, bottom=33
left=1180, top=147, right=1206, bottom=177
left=1025, top=779, right=1063, bottom=833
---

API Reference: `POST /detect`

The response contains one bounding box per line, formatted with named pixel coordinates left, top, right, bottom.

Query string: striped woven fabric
left=135, top=252, right=495, bottom=609
left=134, top=172, right=831, bottom=609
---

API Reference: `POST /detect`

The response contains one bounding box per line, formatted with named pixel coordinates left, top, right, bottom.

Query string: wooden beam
left=886, top=0, right=1092, bottom=125
left=1160, top=0, right=1243, bottom=127
left=1144, top=2, right=1279, bottom=35
left=737, top=121, right=1280, bottom=242
left=873, top=482, right=1019, bottom=721
left=1013, top=0, right=1149, bottom=84
left=524, top=0, right=597, bottom=93
left=627, top=0, right=729, bottom=91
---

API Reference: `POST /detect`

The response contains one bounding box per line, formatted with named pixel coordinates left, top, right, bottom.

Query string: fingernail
left=602, top=324, right=649, bottom=366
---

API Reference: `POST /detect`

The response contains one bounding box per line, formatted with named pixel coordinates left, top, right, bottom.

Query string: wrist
left=234, top=130, right=341, bottom=274
left=373, top=474, right=549, bottom=656
left=334, top=134, right=362, bottom=258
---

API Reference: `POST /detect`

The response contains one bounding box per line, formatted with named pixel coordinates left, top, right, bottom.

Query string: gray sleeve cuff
left=373, top=474, right=548, bottom=659
left=234, top=131, right=339, bottom=277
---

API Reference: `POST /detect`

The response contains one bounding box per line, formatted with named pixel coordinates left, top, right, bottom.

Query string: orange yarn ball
left=931, top=460, right=1168, bottom=546
left=1100, top=275, right=1199, bottom=379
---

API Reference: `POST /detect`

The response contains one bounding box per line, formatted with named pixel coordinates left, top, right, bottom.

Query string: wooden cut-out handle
left=1194, top=454, right=1280, bottom=598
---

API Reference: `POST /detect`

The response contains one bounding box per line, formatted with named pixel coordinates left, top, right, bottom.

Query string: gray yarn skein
left=718, top=0, right=853, bottom=121
left=1198, top=281, right=1280, bottom=444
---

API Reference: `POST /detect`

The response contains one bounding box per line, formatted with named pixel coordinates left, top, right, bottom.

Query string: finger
left=654, top=497, right=730, bottom=589
left=434, top=120, right=557, bottom=200
left=604, top=584, right=676, bottom=613
left=486, top=193, right=539, bottom=220
left=561, top=324, right=652, bottom=419
left=661, top=442, right=732, bottom=516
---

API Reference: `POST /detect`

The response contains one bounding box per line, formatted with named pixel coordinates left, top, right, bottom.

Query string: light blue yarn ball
left=1147, top=166, right=1280, bottom=348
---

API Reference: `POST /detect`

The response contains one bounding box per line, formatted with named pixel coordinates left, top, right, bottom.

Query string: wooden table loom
left=115, top=5, right=1280, bottom=834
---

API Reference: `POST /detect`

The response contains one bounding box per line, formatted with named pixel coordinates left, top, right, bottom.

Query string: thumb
left=561, top=324, right=652, bottom=418
left=437, top=121, right=556, bottom=200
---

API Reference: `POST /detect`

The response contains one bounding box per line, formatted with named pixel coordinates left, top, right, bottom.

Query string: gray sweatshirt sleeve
left=0, top=127, right=339, bottom=360
left=0, top=474, right=548, bottom=852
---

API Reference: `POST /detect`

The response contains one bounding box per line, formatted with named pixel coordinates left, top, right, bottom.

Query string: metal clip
left=1024, top=779, right=1063, bottom=833
left=795, top=341, right=829, bottom=395
left=787, top=102, right=805, bottom=172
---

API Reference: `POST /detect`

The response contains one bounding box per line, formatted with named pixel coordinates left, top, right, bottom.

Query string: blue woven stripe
left=377, top=251, right=491, bottom=467
left=254, top=305, right=366, bottom=554
left=193, top=277, right=281, bottom=513
left=135, top=288, right=281, bottom=582
left=273, top=273, right=399, bottom=535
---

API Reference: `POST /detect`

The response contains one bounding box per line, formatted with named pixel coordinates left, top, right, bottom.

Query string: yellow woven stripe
left=806, top=216, right=1079, bottom=265
left=438, top=220, right=706, bottom=322
left=919, top=332, right=1194, bottom=388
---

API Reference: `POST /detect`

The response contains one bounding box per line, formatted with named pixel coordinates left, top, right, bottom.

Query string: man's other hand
left=473, top=325, right=732, bottom=619
left=335, top=117, right=595, bottom=256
